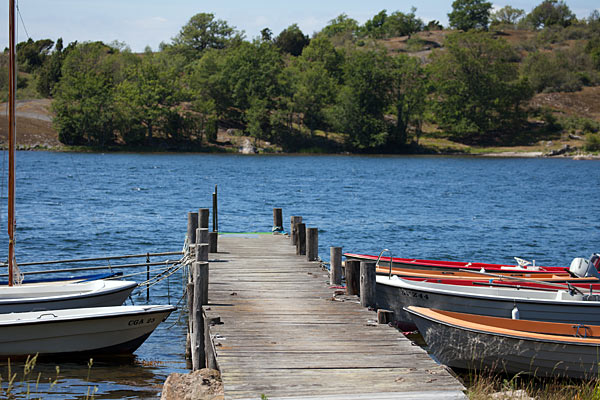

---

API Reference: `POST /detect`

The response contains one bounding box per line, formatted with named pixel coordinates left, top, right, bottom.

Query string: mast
left=8, top=0, right=16, bottom=286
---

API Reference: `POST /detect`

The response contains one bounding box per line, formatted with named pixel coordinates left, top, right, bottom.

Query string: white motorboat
left=376, top=274, right=600, bottom=329
left=0, top=280, right=137, bottom=313
left=0, top=304, right=175, bottom=357
left=406, top=306, right=600, bottom=379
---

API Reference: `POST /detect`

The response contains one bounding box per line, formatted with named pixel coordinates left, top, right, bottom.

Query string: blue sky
left=1, top=0, right=598, bottom=52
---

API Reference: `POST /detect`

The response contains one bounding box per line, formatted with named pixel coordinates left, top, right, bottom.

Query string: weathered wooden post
left=209, top=231, right=218, bottom=253
left=360, top=261, right=376, bottom=308
left=190, top=261, right=208, bottom=370
left=330, top=247, right=342, bottom=285
left=306, top=227, right=318, bottom=261
left=187, top=212, right=198, bottom=248
left=273, top=208, right=283, bottom=233
left=197, top=227, right=209, bottom=245
left=296, top=223, right=306, bottom=255
left=345, top=260, right=360, bottom=295
left=199, top=208, right=210, bottom=230
left=377, top=309, right=394, bottom=324
left=196, top=243, right=209, bottom=262
left=290, top=216, right=302, bottom=245
left=185, top=281, right=194, bottom=363
left=212, top=185, right=218, bottom=232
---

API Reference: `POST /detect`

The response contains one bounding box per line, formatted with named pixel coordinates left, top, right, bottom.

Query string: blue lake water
left=1, top=151, right=599, bottom=398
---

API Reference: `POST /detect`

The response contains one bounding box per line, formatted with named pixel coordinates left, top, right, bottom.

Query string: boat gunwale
left=0, top=280, right=137, bottom=304
left=0, top=304, right=176, bottom=327
left=377, top=275, right=600, bottom=306
left=406, top=306, right=600, bottom=345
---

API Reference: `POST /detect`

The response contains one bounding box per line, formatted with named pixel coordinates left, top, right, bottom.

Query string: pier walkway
left=205, top=234, right=466, bottom=399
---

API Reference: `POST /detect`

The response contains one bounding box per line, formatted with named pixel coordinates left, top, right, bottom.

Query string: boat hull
left=407, top=307, right=600, bottom=379
left=346, top=253, right=566, bottom=274
left=376, top=276, right=600, bottom=330
left=0, top=280, right=137, bottom=313
left=0, top=305, right=175, bottom=357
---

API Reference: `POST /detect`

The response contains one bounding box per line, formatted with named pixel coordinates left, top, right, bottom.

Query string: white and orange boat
left=406, top=306, right=600, bottom=379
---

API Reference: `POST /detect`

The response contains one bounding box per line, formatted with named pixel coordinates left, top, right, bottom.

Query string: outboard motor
left=590, top=253, right=600, bottom=272
left=570, top=256, right=600, bottom=278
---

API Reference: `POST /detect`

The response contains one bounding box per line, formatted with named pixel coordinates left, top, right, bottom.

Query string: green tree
left=37, top=38, right=74, bottom=97
left=490, top=6, right=525, bottom=28
left=330, top=50, right=390, bottom=150
left=171, top=13, right=240, bottom=60
left=448, top=0, right=493, bottom=31
left=299, top=36, right=345, bottom=83
left=388, top=54, right=427, bottom=147
left=114, top=49, right=186, bottom=144
left=274, top=24, right=310, bottom=56
left=428, top=31, right=532, bottom=141
left=16, top=38, right=54, bottom=72
left=384, top=8, right=424, bottom=38
left=52, top=42, right=122, bottom=145
left=320, top=14, right=359, bottom=38
left=526, top=0, right=575, bottom=29
left=363, top=10, right=389, bottom=39
left=291, top=59, right=337, bottom=135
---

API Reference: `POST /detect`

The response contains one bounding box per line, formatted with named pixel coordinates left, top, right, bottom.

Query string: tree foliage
left=490, top=6, right=525, bottom=28
left=52, top=42, right=122, bottom=145
left=275, top=24, right=310, bottom=56
left=428, top=31, right=532, bottom=140
left=448, top=0, right=493, bottom=31
left=526, top=0, right=575, bottom=29
left=171, top=13, right=239, bottom=60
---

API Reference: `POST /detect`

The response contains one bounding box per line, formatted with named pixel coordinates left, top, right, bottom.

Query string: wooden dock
left=204, top=234, right=466, bottom=399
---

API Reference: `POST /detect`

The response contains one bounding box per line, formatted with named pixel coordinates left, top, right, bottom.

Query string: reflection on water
left=0, top=152, right=598, bottom=397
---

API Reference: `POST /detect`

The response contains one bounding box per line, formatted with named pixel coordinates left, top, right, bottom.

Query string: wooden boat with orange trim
left=405, top=306, right=600, bottom=379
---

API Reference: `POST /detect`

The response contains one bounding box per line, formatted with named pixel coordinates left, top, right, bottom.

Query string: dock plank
left=206, top=234, right=466, bottom=399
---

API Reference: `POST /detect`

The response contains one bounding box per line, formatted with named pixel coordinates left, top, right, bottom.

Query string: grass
left=464, top=370, right=600, bottom=399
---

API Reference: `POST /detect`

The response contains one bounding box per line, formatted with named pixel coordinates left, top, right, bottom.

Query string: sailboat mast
left=7, top=0, right=16, bottom=286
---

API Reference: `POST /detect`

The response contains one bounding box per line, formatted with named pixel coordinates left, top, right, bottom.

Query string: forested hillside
left=1, top=0, right=600, bottom=154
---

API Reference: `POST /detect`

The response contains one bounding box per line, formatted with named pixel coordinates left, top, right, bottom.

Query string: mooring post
left=273, top=208, right=283, bottom=233
left=196, top=261, right=209, bottom=306
left=196, top=243, right=209, bottom=263
left=209, top=231, right=218, bottom=253
left=185, top=281, right=194, bottom=362
left=197, top=227, right=209, bottom=245
left=330, top=247, right=342, bottom=285
left=345, top=260, right=360, bottom=295
left=199, top=208, right=210, bottom=229
left=306, top=227, right=318, bottom=261
left=191, top=262, right=206, bottom=370
left=212, top=185, right=218, bottom=232
left=187, top=212, right=199, bottom=250
left=290, top=216, right=302, bottom=245
left=296, top=223, right=306, bottom=255
left=360, top=261, right=376, bottom=308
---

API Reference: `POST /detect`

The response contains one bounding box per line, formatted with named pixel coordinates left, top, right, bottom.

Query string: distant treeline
left=2, top=0, right=600, bottom=151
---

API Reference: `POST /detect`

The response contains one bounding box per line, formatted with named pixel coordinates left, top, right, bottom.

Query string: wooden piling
left=330, top=247, right=342, bottom=285
left=190, top=262, right=206, bottom=370
left=199, top=208, right=210, bottom=229
left=187, top=212, right=198, bottom=247
left=345, top=260, right=360, bottom=295
left=196, top=227, right=209, bottom=245
left=290, top=216, right=302, bottom=245
left=296, top=223, right=306, bottom=255
left=273, top=208, right=283, bottom=232
left=212, top=186, right=218, bottom=232
left=306, top=227, right=318, bottom=261
left=196, top=243, right=209, bottom=262
left=360, top=261, right=376, bottom=308
left=185, top=282, right=194, bottom=361
left=209, top=231, right=218, bottom=253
